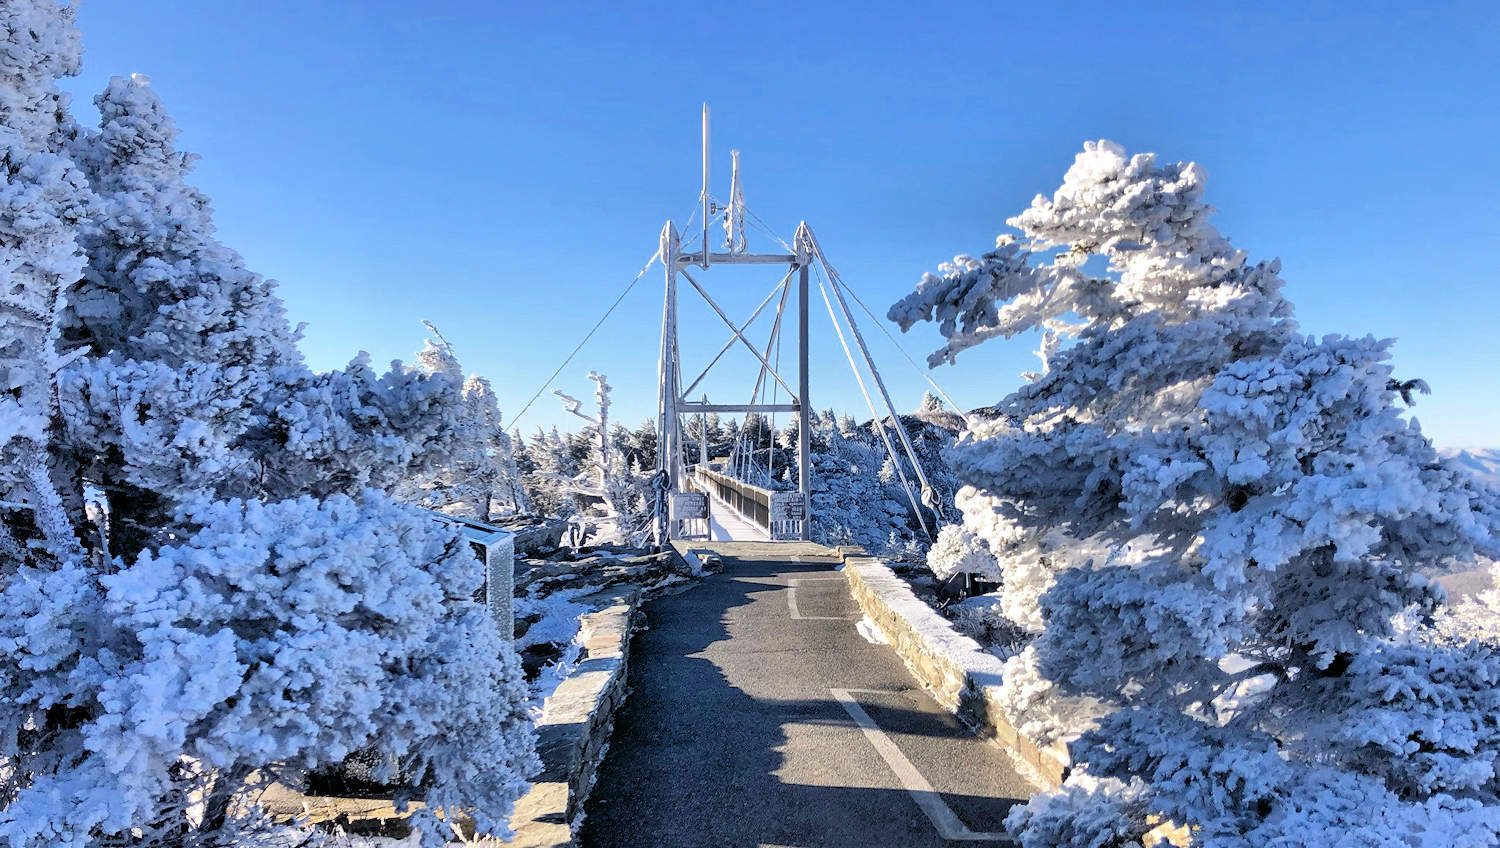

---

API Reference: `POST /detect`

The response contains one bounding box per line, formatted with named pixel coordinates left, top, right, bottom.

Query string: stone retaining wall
left=506, top=589, right=639, bottom=847
left=841, top=555, right=1070, bottom=787
left=256, top=590, right=639, bottom=847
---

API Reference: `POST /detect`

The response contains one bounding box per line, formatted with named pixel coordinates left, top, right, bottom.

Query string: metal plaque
left=671, top=492, right=709, bottom=520
left=769, top=492, right=806, bottom=522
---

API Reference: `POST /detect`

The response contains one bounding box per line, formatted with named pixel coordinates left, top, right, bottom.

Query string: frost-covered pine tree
left=2, top=491, right=537, bottom=847
left=67, top=74, right=299, bottom=370
left=553, top=372, right=651, bottom=544
left=522, top=425, right=578, bottom=518
left=890, top=141, right=1500, bottom=846
left=249, top=348, right=464, bottom=502
left=399, top=325, right=527, bottom=520
left=57, top=74, right=302, bottom=557
left=1, top=10, right=536, bottom=845
left=0, top=0, right=92, bottom=563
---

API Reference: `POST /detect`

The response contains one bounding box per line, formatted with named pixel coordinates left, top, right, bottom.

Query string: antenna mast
left=700, top=104, right=711, bottom=269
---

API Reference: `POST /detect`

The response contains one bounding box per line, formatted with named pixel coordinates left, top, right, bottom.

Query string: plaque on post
left=769, top=492, right=806, bottom=523
left=671, top=492, right=709, bottom=520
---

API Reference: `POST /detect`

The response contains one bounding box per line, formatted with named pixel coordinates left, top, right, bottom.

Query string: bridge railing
left=690, top=466, right=803, bottom=540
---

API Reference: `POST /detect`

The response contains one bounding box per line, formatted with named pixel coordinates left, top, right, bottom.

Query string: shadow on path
left=579, top=552, right=1030, bottom=848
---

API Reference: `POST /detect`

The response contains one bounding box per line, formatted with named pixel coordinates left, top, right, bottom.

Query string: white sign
left=769, top=492, right=806, bottom=522
left=671, top=492, right=709, bottom=520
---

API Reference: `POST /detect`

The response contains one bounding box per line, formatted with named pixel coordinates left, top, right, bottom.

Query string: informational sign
left=769, top=492, right=806, bottom=523
left=671, top=492, right=709, bottom=520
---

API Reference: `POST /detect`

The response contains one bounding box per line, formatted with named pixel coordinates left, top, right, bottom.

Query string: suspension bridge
left=514, top=105, right=961, bottom=547
left=508, top=108, right=1035, bottom=847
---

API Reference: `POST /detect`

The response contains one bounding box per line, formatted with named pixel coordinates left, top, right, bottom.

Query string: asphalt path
left=580, top=542, right=1034, bottom=848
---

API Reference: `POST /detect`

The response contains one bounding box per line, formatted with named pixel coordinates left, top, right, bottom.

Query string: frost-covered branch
left=898, top=140, right=1500, bottom=845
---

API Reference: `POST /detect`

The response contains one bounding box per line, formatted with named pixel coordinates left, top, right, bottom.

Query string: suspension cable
left=813, top=262, right=931, bottom=539
left=514, top=206, right=700, bottom=428
left=512, top=248, right=660, bottom=427
left=742, top=206, right=969, bottom=421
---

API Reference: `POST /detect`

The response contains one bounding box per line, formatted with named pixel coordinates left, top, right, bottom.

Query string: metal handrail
left=692, top=466, right=772, bottom=530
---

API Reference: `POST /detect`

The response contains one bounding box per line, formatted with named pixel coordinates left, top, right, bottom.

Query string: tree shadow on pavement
left=578, top=555, right=1025, bottom=848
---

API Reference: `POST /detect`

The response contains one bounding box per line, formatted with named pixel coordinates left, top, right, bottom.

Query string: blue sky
left=61, top=1, right=1498, bottom=446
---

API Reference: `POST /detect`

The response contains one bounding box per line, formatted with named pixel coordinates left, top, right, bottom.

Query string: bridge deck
left=707, top=494, right=770, bottom=541
left=580, top=543, right=1033, bottom=847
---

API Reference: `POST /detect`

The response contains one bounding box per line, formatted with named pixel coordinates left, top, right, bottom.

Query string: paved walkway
left=580, top=542, right=1033, bottom=848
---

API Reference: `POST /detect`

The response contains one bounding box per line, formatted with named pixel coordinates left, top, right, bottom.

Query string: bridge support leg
left=656, top=221, right=681, bottom=546
left=797, top=260, right=811, bottom=541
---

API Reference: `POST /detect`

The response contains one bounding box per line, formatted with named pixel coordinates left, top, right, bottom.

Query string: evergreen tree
left=891, top=141, right=1500, bottom=845
left=67, top=75, right=299, bottom=371
left=58, top=75, right=303, bottom=556
left=0, top=0, right=92, bottom=563
left=523, top=426, right=577, bottom=518
left=705, top=411, right=724, bottom=447
left=626, top=416, right=658, bottom=471
left=398, top=325, right=526, bottom=520
left=0, top=15, right=535, bottom=845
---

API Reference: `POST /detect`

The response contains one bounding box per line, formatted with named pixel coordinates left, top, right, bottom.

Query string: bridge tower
left=655, top=106, right=814, bottom=544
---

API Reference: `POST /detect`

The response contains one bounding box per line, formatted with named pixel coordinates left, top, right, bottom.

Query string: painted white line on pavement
left=830, top=688, right=1012, bottom=842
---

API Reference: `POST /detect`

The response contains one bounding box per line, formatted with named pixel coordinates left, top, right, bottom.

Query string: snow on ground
left=513, top=587, right=592, bottom=712
left=854, top=615, right=891, bottom=645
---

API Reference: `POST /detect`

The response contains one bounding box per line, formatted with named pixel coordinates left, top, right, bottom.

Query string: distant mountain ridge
left=1440, top=447, right=1500, bottom=490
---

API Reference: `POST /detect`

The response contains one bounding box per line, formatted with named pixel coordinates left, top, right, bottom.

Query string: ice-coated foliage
left=0, top=0, right=92, bottom=562
left=1014, top=710, right=1499, bottom=848
left=398, top=325, right=528, bottom=520
left=51, top=73, right=302, bottom=556
left=725, top=404, right=959, bottom=555
left=2, top=10, right=536, bottom=844
left=520, top=425, right=580, bottom=519
left=67, top=74, right=299, bottom=372
left=926, top=523, right=1000, bottom=582
left=891, top=140, right=1500, bottom=842
left=3, top=492, right=535, bottom=848
left=550, top=372, right=654, bottom=544
left=56, top=74, right=468, bottom=556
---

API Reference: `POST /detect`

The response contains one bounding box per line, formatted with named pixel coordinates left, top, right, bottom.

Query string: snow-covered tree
left=0, top=0, right=92, bottom=564
left=2, top=491, right=536, bottom=847
left=795, top=408, right=960, bottom=556
left=620, top=415, right=658, bottom=472
left=399, top=324, right=527, bottom=520
left=0, top=11, right=536, bottom=845
left=553, top=372, right=651, bottom=544
left=66, top=74, right=299, bottom=371
left=249, top=349, right=464, bottom=502
left=522, top=426, right=578, bottom=518
left=927, top=523, right=1001, bottom=583
left=836, top=412, right=859, bottom=439
left=890, top=140, right=1500, bottom=845
left=52, top=73, right=306, bottom=558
